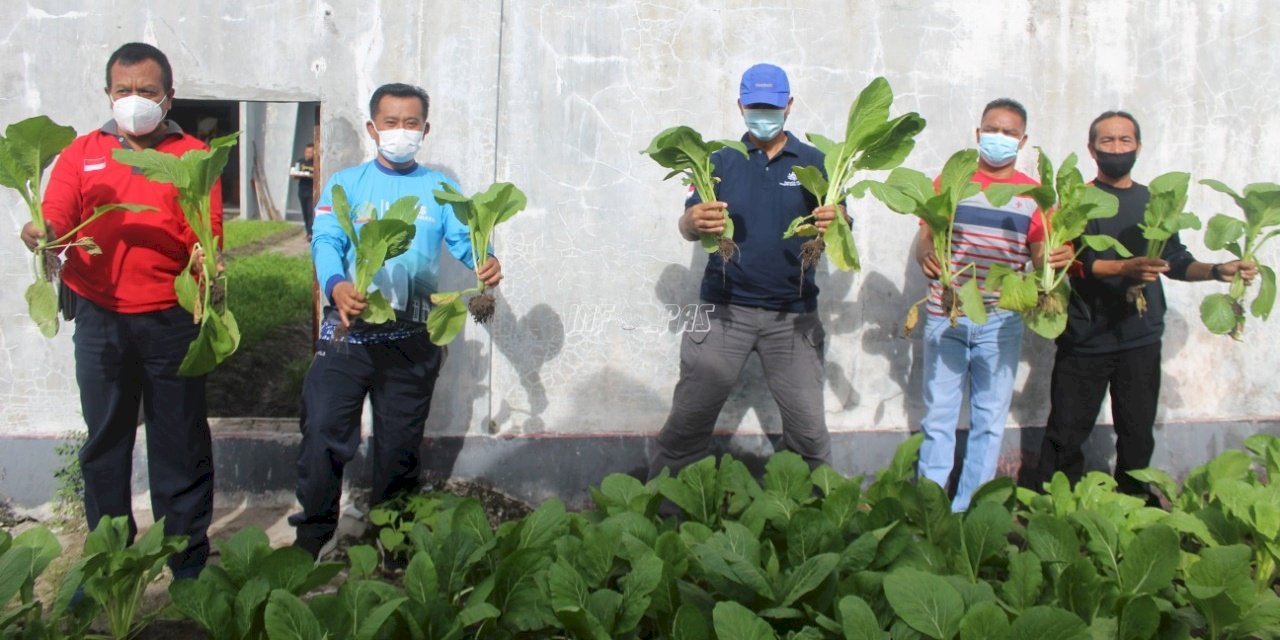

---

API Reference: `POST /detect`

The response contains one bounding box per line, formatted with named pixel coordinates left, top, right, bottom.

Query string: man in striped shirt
left=913, top=98, right=1070, bottom=512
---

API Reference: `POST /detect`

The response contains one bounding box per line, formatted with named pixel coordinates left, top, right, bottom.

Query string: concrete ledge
left=3, top=419, right=1278, bottom=509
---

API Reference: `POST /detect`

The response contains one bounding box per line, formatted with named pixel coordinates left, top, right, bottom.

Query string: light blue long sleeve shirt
left=311, top=160, right=475, bottom=338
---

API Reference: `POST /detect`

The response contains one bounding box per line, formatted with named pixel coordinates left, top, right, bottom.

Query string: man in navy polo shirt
left=648, top=63, right=839, bottom=478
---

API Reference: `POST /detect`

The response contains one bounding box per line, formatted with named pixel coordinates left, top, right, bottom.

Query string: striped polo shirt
left=927, top=169, right=1043, bottom=316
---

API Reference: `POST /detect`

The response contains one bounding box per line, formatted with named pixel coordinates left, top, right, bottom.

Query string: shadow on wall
left=490, top=300, right=566, bottom=434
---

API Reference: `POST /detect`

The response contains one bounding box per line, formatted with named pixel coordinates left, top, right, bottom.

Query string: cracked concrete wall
left=2, top=1, right=1279, bottom=446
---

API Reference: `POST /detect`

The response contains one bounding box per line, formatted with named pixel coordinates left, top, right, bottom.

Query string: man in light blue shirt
left=290, top=83, right=502, bottom=558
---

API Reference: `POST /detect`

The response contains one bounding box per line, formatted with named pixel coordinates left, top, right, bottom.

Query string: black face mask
left=1094, top=149, right=1137, bottom=180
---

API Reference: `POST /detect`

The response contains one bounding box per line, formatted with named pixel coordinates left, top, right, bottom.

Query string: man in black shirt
left=290, top=143, right=316, bottom=237
left=1032, top=111, right=1256, bottom=498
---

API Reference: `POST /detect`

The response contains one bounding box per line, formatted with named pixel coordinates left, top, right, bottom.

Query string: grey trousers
left=648, top=303, right=832, bottom=478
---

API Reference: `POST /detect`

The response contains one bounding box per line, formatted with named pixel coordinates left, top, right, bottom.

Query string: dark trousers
left=299, top=187, right=314, bottom=236
left=648, top=304, right=831, bottom=479
left=291, top=331, right=443, bottom=553
left=72, top=295, right=213, bottom=577
left=1034, top=342, right=1161, bottom=496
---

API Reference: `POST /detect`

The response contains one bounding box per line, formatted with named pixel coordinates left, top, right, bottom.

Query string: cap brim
left=740, top=92, right=789, bottom=108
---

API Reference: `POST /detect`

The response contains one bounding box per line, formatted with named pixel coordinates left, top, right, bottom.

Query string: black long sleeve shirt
left=1058, top=180, right=1197, bottom=356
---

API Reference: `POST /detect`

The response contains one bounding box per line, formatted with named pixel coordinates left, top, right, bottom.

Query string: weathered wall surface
left=2, top=2, right=1278, bottom=466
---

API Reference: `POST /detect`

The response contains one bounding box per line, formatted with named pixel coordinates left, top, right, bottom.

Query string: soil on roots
left=800, top=238, right=825, bottom=271
left=468, top=292, right=496, bottom=323
left=1037, top=290, right=1065, bottom=315
left=940, top=287, right=955, bottom=313
left=1126, top=284, right=1148, bottom=315
left=716, top=236, right=739, bottom=264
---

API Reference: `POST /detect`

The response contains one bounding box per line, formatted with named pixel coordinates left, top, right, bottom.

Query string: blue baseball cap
left=739, top=63, right=790, bottom=108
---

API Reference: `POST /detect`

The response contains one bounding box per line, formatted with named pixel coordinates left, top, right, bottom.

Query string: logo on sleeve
left=779, top=170, right=801, bottom=187
left=84, top=157, right=106, bottom=172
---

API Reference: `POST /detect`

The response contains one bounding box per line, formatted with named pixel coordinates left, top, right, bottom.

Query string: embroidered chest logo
left=779, top=170, right=801, bottom=187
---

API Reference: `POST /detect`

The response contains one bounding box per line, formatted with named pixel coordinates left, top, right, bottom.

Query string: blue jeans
left=918, top=310, right=1024, bottom=512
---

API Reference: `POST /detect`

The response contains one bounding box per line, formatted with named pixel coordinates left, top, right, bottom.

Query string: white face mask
left=113, top=95, right=167, bottom=136
left=374, top=126, right=423, bottom=164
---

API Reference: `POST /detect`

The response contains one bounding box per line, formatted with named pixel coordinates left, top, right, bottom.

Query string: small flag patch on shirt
left=315, top=205, right=333, bottom=217
left=84, top=157, right=106, bottom=172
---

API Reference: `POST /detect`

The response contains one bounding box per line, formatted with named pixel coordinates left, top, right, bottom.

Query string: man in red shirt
left=19, top=42, right=219, bottom=580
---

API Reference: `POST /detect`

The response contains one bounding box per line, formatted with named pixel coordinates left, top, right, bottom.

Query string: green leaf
left=839, top=595, right=884, bottom=640
left=1204, top=214, right=1247, bottom=253
left=356, top=597, right=407, bottom=640
left=984, top=183, right=1036, bottom=208
left=0, top=116, right=76, bottom=192
left=855, top=112, right=926, bottom=172
left=1079, top=234, right=1133, bottom=257
left=264, top=589, right=327, bottom=640
left=794, top=165, right=829, bottom=202
left=0, top=546, right=33, bottom=608
left=1001, top=552, right=1043, bottom=613
left=516, top=498, right=568, bottom=550
left=883, top=568, right=964, bottom=639
left=403, top=551, right=438, bottom=605
left=764, top=451, right=815, bottom=504
left=427, top=296, right=468, bottom=345
left=1252, top=264, right=1276, bottom=320
left=960, top=502, right=1011, bottom=579
left=1116, top=597, right=1159, bottom=640
left=329, top=185, right=359, bottom=247
left=778, top=552, right=840, bottom=607
left=169, top=579, right=234, bottom=640
left=363, top=290, right=397, bottom=325
left=658, top=456, right=722, bottom=525
left=713, top=600, right=778, bottom=640
left=217, top=527, right=272, bottom=586
left=825, top=215, right=861, bottom=272
left=174, top=269, right=200, bottom=315
left=1117, top=524, right=1179, bottom=597
left=1200, top=293, right=1238, bottom=335
left=1008, top=606, right=1089, bottom=640
left=1027, top=515, right=1078, bottom=566
left=347, top=545, right=378, bottom=579
left=957, top=278, right=987, bottom=325
left=672, top=603, right=711, bottom=640
left=24, top=280, right=58, bottom=337
left=959, top=601, right=1010, bottom=640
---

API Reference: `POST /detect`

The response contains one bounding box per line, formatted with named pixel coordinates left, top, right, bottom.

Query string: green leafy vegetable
left=427, top=181, right=525, bottom=345
left=113, top=132, right=241, bottom=375
left=784, top=76, right=926, bottom=279
left=641, top=125, right=750, bottom=263
left=855, top=148, right=988, bottom=333
left=1126, top=171, right=1200, bottom=315
left=0, top=116, right=152, bottom=336
left=982, top=149, right=1130, bottom=339
left=326, top=185, right=420, bottom=326
left=1197, top=179, right=1280, bottom=339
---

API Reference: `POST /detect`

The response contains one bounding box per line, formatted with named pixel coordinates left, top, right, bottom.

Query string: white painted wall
left=2, top=0, right=1278, bottom=441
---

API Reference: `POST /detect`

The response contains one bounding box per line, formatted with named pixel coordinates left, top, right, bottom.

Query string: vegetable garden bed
left=5, top=435, right=1280, bottom=639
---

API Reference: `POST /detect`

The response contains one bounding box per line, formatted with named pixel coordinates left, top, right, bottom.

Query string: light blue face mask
left=978, top=132, right=1020, bottom=167
left=744, top=108, right=786, bottom=142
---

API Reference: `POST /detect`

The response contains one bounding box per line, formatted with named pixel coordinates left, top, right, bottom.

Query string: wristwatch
left=1210, top=263, right=1223, bottom=281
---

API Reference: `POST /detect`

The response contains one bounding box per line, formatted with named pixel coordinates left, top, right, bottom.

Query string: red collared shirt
left=42, top=121, right=223, bottom=313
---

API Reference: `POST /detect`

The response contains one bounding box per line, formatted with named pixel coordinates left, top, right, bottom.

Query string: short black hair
left=303, top=143, right=314, bottom=149
left=369, top=83, right=430, bottom=121
left=105, top=42, right=173, bottom=92
left=982, top=98, right=1027, bottom=127
left=1088, top=110, right=1142, bottom=147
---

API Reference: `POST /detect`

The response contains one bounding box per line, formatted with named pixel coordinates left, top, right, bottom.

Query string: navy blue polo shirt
left=688, top=131, right=824, bottom=313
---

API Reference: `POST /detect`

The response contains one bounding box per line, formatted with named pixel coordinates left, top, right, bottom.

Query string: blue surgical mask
left=978, top=132, right=1020, bottom=167
left=744, top=108, right=786, bottom=142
